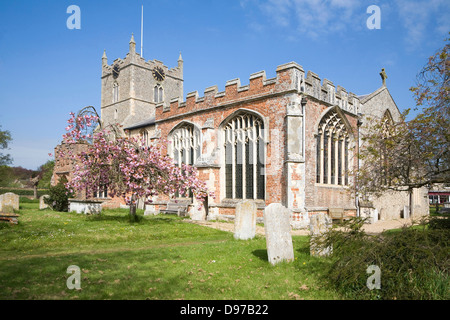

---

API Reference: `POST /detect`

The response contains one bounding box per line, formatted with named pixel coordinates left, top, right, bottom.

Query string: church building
left=54, top=35, right=429, bottom=227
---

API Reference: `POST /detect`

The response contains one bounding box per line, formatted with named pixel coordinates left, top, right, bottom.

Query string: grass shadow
left=84, top=212, right=186, bottom=226
left=251, top=249, right=268, bottom=262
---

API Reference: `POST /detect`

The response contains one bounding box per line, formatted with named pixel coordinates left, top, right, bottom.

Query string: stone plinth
left=69, top=199, right=102, bottom=215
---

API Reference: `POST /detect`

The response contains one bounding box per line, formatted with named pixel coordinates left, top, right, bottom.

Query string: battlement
left=156, top=61, right=360, bottom=119
left=304, top=70, right=360, bottom=115
left=102, top=51, right=183, bottom=80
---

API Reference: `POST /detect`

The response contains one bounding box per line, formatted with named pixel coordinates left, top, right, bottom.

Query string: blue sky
left=0, top=0, right=448, bottom=170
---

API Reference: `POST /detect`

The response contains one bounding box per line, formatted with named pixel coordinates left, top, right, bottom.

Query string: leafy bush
left=44, top=176, right=73, bottom=212
left=315, top=217, right=449, bottom=300
left=427, top=215, right=450, bottom=230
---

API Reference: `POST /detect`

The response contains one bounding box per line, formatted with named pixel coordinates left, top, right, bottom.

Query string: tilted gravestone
left=309, top=212, right=332, bottom=257
left=264, top=203, right=294, bottom=265
left=234, top=200, right=257, bottom=240
left=0, top=193, right=19, bottom=212
left=39, top=195, right=50, bottom=210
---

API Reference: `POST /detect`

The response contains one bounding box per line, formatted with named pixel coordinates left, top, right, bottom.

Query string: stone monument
left=234, top=200, right=257, bottom=240
left=264, top=203, right=294, bottom=265
left=0, top=193, right=19, bottom=212
left=309, top=212, right=332, bottom=257
left=39, top=195, right=50, bottom=210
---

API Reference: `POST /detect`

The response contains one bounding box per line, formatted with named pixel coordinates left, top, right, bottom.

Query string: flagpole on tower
left=140, top=5, right=144, bottom=57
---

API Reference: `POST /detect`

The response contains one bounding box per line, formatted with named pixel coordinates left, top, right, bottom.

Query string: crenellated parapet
left=102, top=52, right=183, bottom=81
left=304, top=71, right=360, bottom=115
left=156, top=61, right=361, bottom=120
left=101, top=34, right=183, bottom=81
left=156, top=65, right=291, bottom=119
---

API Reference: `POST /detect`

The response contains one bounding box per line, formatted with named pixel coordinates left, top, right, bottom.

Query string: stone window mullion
left=334, top=133, right=339, bottom=185
left=253, top=125, right=258, bottom=200
left=316, top=111, right=350, bottom=186
left=223, top=113, right=265, bottom=200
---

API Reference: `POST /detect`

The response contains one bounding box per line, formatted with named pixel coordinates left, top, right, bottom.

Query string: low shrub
left=315, top=217, right=449, bottom=300
left=427, top=215, right=450, bottom=230
left=44, top=177, right=73, bottom=212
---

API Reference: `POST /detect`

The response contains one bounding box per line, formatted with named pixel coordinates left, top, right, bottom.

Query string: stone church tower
left=100, top=34, right=184, bottom=129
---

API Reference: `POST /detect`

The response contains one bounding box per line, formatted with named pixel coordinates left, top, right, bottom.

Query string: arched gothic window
left=223, top=113, right=265, bottom=200
left=171, top=123, right=201, bottom=167
left=154, top=85, right=164, bottom=103
left=380, top=110, right=394, bottom=185
left=171, top=123, right=201, bottom=198
left=140, top=129, right=149, bottom=147
left=316, top=110, right=350, bottom=186
left=381, top=110, right=394, bottom=138
left=113, top=82, right=119, bottom=103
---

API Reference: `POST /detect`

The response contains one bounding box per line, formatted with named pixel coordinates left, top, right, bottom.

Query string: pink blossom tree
left=59, top=106, right=210, bottom=220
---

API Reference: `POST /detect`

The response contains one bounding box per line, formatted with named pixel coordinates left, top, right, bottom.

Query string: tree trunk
left=129, top=194, right=137, bottom=222
left=33, top=185, right=38, bottom=199
left=409, top=189, right=413, bottom=218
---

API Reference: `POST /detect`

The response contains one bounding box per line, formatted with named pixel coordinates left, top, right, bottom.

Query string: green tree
left=409, top=35, right=450, bottom=187
left=357, top=36, right=449, bottom=208
left=37, top=160, right=55, bottom=189
left=0, top=166, right=14, bottom=187
left=0, top=125, right=12, bottom=166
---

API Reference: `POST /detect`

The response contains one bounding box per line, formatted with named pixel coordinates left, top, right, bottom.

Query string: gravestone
left=264, top=203, right=294, bottom=265
left=0, top=193, right=19, bottom=212
left=190, top=200, right=206, bottom=221
left=39, top=195, right=50, bottom=210
left=360, top=207, right=378, bottom=224
left=309, top=212, right=332, bottom=257
left=234, top=200, right=257, bottom=240
left=144, top=205, right=158, bottom=216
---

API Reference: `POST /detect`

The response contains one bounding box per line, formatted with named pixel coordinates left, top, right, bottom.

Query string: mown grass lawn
left=0, top=199, right=342, bottom=300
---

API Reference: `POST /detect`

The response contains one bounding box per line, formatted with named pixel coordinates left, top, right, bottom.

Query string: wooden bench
left=0, top=213, right=20, bottom=224
left=160, top=199, right=191, bottom=217
left=328, top=208, right=350, bottom=222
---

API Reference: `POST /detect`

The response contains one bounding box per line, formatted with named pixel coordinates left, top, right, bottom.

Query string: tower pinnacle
left=102, top=50, right=108, bottom=66
left=129, top=33, right=136, bottom=53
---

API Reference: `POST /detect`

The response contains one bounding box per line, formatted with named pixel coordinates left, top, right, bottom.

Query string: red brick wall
left=155, top=85, right=291, bottom=206
left=304, top=99, right=358, bottom=210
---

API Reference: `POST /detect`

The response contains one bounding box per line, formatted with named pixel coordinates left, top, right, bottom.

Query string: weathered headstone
left=190, top=201, right=206, bottom=221
left=360, top=207, right=378, bottom=224
left=264, top=203, right=294, bottom=265
left=234, top=200, right=257, bottom=240
left=144, top=204, right=158, bottom=216
left=1, top=205, right=14, bottom=213
left=39, top=195, right=50, bottom=210
left=309, top=212, right=332, bottom=257
left=0, top=193, right=19, bottom=212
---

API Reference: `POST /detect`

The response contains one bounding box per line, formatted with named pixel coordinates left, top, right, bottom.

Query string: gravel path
left=184, top=218, right=419, bottom=236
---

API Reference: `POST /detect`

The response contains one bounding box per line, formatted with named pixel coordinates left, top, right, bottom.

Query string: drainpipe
left=356, top=113, right=363, bottom=217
